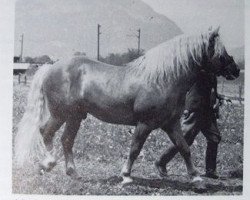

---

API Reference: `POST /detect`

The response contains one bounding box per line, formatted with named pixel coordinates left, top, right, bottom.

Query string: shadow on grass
left=98, top=175, right=242, bottom=194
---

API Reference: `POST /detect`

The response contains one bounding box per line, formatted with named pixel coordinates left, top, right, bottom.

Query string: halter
left=199, top=50, right=216, bottom=76
left=200, top=47, right=235, bottom=78
left=218, top=55, right=235, bottom=79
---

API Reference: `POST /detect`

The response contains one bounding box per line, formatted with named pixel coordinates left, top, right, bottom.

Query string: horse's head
left=206, top=27, right=240, bottom=80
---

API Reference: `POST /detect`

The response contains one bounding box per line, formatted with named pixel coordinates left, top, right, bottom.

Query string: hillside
left=15, top=0, right=182, bottom=59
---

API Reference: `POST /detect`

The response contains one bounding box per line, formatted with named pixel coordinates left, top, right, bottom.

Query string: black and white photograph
left=0, top=0, right=249, bottom=198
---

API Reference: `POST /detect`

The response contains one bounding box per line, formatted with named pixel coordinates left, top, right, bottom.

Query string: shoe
left=204, top=172, right=219, bottom=179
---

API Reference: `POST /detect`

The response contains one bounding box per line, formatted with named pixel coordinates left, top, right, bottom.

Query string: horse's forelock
left=213, top=36, right=227, bottom=57
left=205, top=27, right=227, bottom=59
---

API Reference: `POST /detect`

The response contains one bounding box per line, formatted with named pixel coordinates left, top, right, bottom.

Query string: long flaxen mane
left=126, top=29, right=223, bottom=85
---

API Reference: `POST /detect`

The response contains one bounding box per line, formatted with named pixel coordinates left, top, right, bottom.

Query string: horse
left=14, top=27, right=239, bottom=184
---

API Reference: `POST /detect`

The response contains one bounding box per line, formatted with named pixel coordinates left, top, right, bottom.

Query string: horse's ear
left=209, top=26, right=220, bottom=41
left=213, top=26, right=220, bottom=35
left=208, top=26, right=220, bottom=57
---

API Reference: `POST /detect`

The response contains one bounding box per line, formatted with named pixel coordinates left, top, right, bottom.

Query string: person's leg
left=205, top=141, right=219, bottom=178
left=202, top=117, right=221, bottom=179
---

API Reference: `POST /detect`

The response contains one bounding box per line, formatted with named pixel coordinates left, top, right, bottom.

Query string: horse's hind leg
left=61, top=114, right=85, bottom=179
left=121, top=122, right=151, bottom=183
left=39, top=117, right=64, bottom=172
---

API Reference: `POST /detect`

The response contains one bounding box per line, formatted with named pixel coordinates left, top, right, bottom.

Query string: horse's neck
left=174, top=69, right=199, bottom=93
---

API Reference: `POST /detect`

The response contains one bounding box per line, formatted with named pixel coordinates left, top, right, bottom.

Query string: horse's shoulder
left=134, top=86, right=166, bottom=111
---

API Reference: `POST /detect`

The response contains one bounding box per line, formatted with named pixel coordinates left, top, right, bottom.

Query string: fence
left=17, top=73, right=28, bottom=85
left=219, top=81, right=244, bottom=104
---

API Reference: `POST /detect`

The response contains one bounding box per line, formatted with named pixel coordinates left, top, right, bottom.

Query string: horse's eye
left=220, top=56, right=226, bottom=63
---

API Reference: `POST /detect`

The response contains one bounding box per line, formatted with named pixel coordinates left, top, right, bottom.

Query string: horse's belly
left=84, top=97, right=136, bottom=125
left=92, top=113, right=136, bottom=125
left=87, top=107, right=136, bottom=125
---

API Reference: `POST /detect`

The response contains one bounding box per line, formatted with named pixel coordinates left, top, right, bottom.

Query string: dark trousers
left=158, top=110, right=221, bottom=173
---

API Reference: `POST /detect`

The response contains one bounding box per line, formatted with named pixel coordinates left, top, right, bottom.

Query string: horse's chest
left=133, top=92, right=168, bottom=123
left=134, top=88, right=185, bottom=123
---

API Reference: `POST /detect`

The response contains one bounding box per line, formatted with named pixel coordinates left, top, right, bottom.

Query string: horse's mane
left=126, top=31, right=222, bottom=86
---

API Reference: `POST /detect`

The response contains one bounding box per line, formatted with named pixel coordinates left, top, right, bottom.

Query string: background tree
left=74, top=51, right=86, bottom=56
left=34, top=55, right=53, bottom=64
left=24, top=55, right=54, bottom=64
left=100, top=48, right=144, bottom=66
left=24, top=56, right=35, bottom=63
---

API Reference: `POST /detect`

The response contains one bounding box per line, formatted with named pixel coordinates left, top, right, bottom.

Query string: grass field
left=12, top=76, right=243, bottom=195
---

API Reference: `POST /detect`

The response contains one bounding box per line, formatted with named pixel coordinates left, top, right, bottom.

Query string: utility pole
left=20, top=34, right=24, bottom=62
left=97, top=24, right=101, bottom=60
left=126, top=28, right=141, bottom=55
left=137, top=28, right=140, bottom=55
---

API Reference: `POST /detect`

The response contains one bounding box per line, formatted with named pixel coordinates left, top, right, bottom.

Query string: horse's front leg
left=121, top=122, right=151, bottom=184
left=155, top=128, right=199, bottom=177
left=61, top=115, right=84, bottom=180
left=162, top=123, right=202, bottom=183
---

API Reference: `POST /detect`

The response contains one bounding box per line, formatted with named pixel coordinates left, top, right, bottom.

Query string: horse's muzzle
left=224, top=63, right=240, bottom=80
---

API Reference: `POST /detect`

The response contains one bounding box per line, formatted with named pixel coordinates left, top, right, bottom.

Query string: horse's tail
left=14, top=65, right=51, bottom=166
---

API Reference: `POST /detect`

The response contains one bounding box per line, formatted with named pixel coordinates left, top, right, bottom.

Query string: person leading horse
left=155, top=61, right=234, bottom=179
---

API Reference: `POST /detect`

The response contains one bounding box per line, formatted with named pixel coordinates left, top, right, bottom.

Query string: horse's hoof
left=121, top=176, right=133, bottom=186
left=191, top=176, right=203, bottom=183
left=48, top=161, right=56, bottom=170
left=38, top=161, right=56, bottom=174
left=40, top=156, right=57, bottom=172
left=39, top=168, right=45, bottom=175
left=66, top=168, right=82, bottom=180
left=40, top=162, right=56, bottom=172
left=191, top=176, right=207, bottom=193
left=154, top=161, right=168, bottom=178
left=120, top=164, right=130, bottom=177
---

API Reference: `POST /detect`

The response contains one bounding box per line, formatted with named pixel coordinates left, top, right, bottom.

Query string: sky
left=13, top=0, right=245, bottom=59
left=141, top=0, right=245, bottom=49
